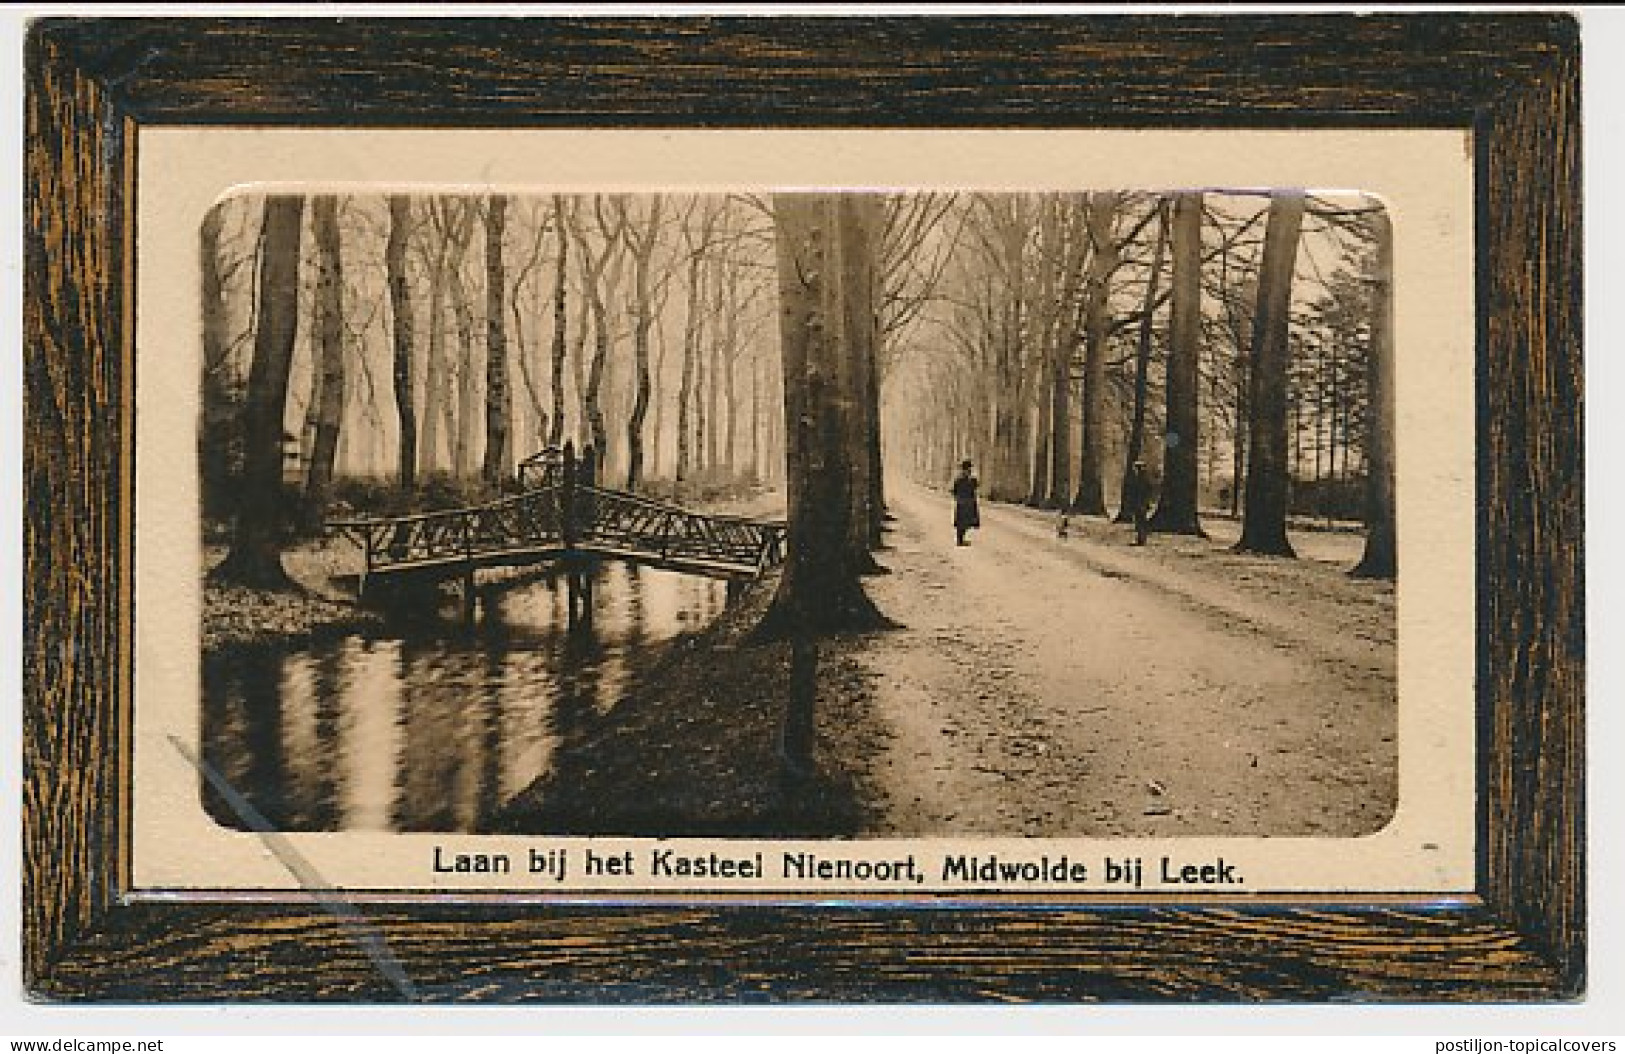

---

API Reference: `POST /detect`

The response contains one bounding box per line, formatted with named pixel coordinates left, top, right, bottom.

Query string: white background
left=2, top=2, right=1620, bottom=1041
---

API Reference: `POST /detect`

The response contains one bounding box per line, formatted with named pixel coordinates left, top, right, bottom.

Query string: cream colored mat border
left=131, top=129, right=1474, bottom=896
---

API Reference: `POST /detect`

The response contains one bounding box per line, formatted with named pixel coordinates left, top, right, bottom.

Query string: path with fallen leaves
left=848, top=481, right=1397, bottom=837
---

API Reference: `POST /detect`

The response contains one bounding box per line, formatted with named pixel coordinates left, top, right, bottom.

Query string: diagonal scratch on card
left=169, top=734, right=422, bottom=1001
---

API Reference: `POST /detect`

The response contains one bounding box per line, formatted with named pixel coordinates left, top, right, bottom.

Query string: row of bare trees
left=886, top=189, right=1395, bottom=577
left=205, top=186, right=1394, bottom=601
left=205, top=192, right=787, bottom=587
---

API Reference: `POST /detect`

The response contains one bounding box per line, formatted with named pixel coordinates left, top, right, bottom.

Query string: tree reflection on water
left=200, top=562, right=727, bottom=833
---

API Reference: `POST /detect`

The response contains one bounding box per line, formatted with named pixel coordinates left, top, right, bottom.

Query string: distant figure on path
left=952, top=460, right=981, bottom=546
left=1124, top=459, right=1153, bottom=546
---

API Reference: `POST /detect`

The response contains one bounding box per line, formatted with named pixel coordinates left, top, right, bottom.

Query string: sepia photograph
left=119, top=126, right=1476, bottom=899
left=196, top=184, right=1397, bottom=844
left=27, top=11, right=1582, bottom=1004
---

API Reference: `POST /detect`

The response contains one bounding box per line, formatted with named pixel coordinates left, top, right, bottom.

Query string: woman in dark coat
left=951, top=460, right=981, bottom=546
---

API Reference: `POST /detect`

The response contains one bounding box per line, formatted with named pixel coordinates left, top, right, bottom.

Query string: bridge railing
left=331, top=481, right=786, bottom=583
left=575, top=485, right=786, bottom=573
left=331, top=484, right=566, bottom=573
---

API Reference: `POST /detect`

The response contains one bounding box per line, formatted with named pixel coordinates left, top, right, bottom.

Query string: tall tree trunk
left=420, top=271, right=446, bottom=476
left=568, top=278, right=590, bottom=446
left=419, top=200, right=476, bottom=477
left=703, top=262, right=724, bottom=475
left=302, top=195, right=346, bottom=528
left=1045, top=315, right=1072, bottom=510
left=1075, top=192, right=1120, bottom=515
left=990, top=199, right=1029, bottom=502
left=865, top=319, right=887, bottom=544
left=512, top=246, right=549, bottom=458
left=1353, top=204, right=1397, bottom=578
left=1227, top=283, right=1253, bottom=518
left=723, top=340, right=740, bottom=475
left=583, top=235, right=615, bottom=467
left=298, top=250, right=322, bottom=473
left=651, top=317, right=669, bottom=480
left=676, top=249, right=704, bottom=483
left=625, top=198, right=662, bottom=491
left=334, top=387, right=352, bottom=478
left=757, top=194, right=887, bottom=641
left=482, top=195, right=511, bottom=486
left=1116, top=200, right=1169, bottom=521
left=1236, top=190, right=1307, bottom=556
left=1027, top=371, right=1052, bottom=507
left=1149, top=191, right=1206, bottom=536
left=200, top=204, right=234, bottom=514
left=835, top=196, right=884, bottom=570
left=212, top=195, right=304, bottom=588
left=749, top=345, right=761, bottom=481
left=450, top=266, right=479, bottom=478
left=1027, top=195, right=1059, bottom=509
left=547, top=196, right=570, bottom=448
left=385, top=197, right=417, bottom=487
left=1315, top=338, right=1328, bottom=484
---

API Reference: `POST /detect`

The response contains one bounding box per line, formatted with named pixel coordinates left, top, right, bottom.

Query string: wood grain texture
left=1480, top=36, right=1585, bottom=991
left=22, top=14, right=1583, bottom=1002
left=23, top=29, right=130, bottom=989
left=34, top=903, right=1565, bottom=1003
left=43, top=16, right=1568, bottom=126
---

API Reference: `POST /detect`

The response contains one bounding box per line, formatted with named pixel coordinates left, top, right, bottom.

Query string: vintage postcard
left=128, top=129, right=1474, bottom=898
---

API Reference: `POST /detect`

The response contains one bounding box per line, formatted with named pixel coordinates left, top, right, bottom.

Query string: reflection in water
left=338, top=641, right=403, bottom=830
left=201, top=563, right=728, bottom=833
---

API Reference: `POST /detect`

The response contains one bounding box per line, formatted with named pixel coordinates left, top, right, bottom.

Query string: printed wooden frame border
left=22, top=15, right=1582, bottom=1002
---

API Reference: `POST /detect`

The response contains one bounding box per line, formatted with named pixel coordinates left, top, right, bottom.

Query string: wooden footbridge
left=330, top=446, right=786, bottom=618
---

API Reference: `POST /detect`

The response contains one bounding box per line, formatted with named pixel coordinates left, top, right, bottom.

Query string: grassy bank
left=203, top=535, right=384, bottom=654
left=494, top=571, right=888, bottom=839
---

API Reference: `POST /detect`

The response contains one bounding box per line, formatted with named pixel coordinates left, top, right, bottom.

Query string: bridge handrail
left=329, top=483, right=782, bottom=533
left=328, top=482, right=561, bottom=532
left=329, top=480, right=786, bottom=584
left=573, top=484, right=785, bottom=530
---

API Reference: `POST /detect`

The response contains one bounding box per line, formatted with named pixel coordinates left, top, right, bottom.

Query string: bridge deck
left=330, top=481, right=785, bottom=591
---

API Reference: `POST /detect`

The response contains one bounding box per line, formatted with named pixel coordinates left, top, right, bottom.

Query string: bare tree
left=585, top=197, right=627, bottom=464
left=990, top=195, right=1033, bottom=501
left=546, top=195, right=571, bottom=448
left=200, top=200, right=250, bottom=511
left=385, top=197, right=418, bottom=487
left=1115, top=199, right=1169, bottom=522
left=834, top=194, right=886, bottom=569
left=621, top=196, right=666, bottom=491
left=676, top=199, right=719, bottom=485
left=1353, top=203, right=1396, bottom=578
left=481, top=194, right=511, bottom=485
left=509, top=198, right=553, bottom=453
left=1044, top=195, right=1089, bottom=510
left=1026, top=196, right=1060, bottom=508
left=419, top=198, right=476, bottom=477
left=302, top=196, right=346, bottom=527
left=449, top=256, right=480, bottom=478
left=211, top=195, right=305, bottom=588
left=1236, top=190, right=1307, bottom=556
left=1074, top=191, right=1122, bottom=515
left=758, top=194, right=889, bottom=639
left=1149, top=191, right=1206, bottom=536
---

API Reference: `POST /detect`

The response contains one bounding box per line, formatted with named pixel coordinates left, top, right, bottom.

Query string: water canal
left=200, top=563, right=730, bottom=833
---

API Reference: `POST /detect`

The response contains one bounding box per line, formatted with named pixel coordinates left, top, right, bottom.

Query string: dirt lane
left=847, top=482, right=1396, bottom=838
